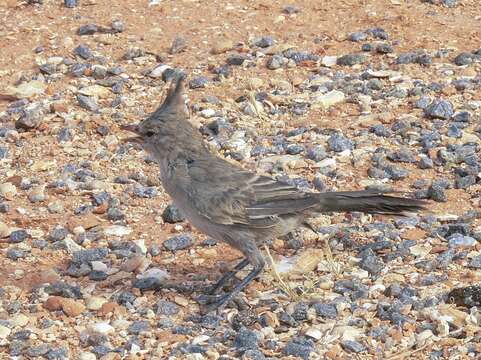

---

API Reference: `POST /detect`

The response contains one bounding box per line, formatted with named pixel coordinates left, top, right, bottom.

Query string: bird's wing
left=184, top=157, right=317, bottom=228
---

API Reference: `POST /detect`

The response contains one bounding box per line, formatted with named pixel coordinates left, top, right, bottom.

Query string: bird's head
left=120, top=72, right=189, bottom=151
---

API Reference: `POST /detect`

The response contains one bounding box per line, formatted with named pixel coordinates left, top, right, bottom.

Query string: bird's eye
left=144, top=130, right=155, bottom=137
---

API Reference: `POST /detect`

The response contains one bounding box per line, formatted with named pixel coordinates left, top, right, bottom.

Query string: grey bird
left=121, top=75, right=426, bottom=312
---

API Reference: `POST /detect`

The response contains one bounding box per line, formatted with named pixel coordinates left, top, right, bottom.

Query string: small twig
left=322, top=235, right=342, bottom=275
left=263, top=245, right=299, bottom=301
left=385, top=343, right=429, bottom=360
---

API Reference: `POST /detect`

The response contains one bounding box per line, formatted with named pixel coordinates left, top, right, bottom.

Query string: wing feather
left=183, top=157, right=315, bottom=228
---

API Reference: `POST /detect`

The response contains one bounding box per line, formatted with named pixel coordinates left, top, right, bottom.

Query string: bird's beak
left=120, top=124, right=142, bottom=143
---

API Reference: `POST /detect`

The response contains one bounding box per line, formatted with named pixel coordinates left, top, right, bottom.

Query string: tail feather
left=317, top=190, right=426, bottom=215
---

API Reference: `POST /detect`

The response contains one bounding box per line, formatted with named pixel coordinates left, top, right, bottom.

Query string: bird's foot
left=196, top=293, right=233, bottom=315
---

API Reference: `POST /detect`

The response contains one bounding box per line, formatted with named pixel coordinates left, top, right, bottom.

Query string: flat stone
left=85, top=296, right=108, bottom=310
left=311, top=90, right=345, bottom=109
left=104, top=225, right=132, bottom=237
left=6, top=80, right=46, bottom=99
left=78, top=85, right=111, bottom=99
left=0, top=325, right=11, bottom=339
left=89, top=322, right=115, bottom=335
left=211, top=39, right=234, bottom=54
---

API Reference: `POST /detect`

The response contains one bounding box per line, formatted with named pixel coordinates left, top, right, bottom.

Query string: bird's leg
left=203, top=261, right=264, bottom=314
left=202, top=242, right=265, bottom=313
left=208, top=258, right=250, bottom=295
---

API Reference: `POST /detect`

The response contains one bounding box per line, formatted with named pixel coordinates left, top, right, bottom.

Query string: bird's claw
left=195, top=293, right=225, bottom=305
left=196, top=293, right=232, bottom=315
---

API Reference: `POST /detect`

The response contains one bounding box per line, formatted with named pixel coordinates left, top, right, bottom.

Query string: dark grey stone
left=70, top=63, right=90, bottom=77
left=25, top=344, right=50, bottom=357
left=267, top=55, right=283, bottom=70
left=286, top=144, right=304, bottom=155
left=337, top=54, right=367, bottom=66
left=73, top=44, right=92, bottom=60
left=189, top=76, right=209, bottom=89
left=72, top=248, right=109, bottom=265
left=77, top=95, right=99, bottom=112
left=162, top=204, right=185, bottom=223
left=227, top=54, right=247, bottom=66
left=64, top=0, right=77, bottom=7
left=122, top=48, right=145, bottom=60
left=254, top=36, right=274, bottom=48
left=0, top=147, right=8, bottom=159
left=10, top=229, right=29, bottom=243
left=376, top=43, right=394, bottom=54
left=163, top=234, right=194, bottom=251
left=234, top=327, right=259, bottom=350
left=111, top=20, right=125, bottom=33
left=89, top=270, right=108, bottom=281
left=312, top=302, right=337, bottom=319
left=44, top=282, right=82, bottom=299
left=46, top=347, right=69, bottom=360
left=149, top=244, right=161, bottom=256
left=128, top=320, right=150, bottom=334
left=424, top=99, right=454, bottom=120
left=57, top=128, right=72, bottom=142
left=48, top=227, right=69, bottom=242
left=155, top=300, right=180, bottom=315
left=292, top=302, right=309, bottom=321
left=469, top=255, right=481, bottom=269
left=306, top=145, right=327, bottom=162
left=132, top=277, right=162, bottom=290
left=341, top=340, right=366, bottom=353
left=78, top=24, right=98, bottom=35
left=283, top=336, right=315, bottom=360
left=170, top=36, right=187, bottom=54
left=427, top=184, right=447, bottom=202
left=133, top=186, right=158, bottom=198
left=66, top=263, right=91, bottom=277
left=454, top=52, right=473, bottom=66
left=283, top=5, right=300, bottom=14
left=455, top=175, right=476, bottom=189
left=387, top=148, right=416, bottom=163
left=6, top=248, right=27, bottom=260
left=418, top=156, right=434, bottom=169
left=15, top=103, right=45, bottom=130
left=327, top=133, right=353, bottom=152
left=348, top=32, right=367, bottom=42
left=367, top=27, right=389, bottom=40
left=359, top=249, right=385, bottom=275
left=242, top=349, right=266, bottom=360
left=39, top=63, right=56, bottom=75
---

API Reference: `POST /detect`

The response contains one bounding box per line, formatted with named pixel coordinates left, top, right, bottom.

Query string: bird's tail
left=316, top=190, right=426, bottom=215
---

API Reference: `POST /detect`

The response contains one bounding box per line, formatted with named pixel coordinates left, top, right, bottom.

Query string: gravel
left=1, top=3, right=479, bottom=358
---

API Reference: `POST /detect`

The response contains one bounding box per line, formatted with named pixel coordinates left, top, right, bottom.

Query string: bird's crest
left=152, top=72, right=188, bottom=118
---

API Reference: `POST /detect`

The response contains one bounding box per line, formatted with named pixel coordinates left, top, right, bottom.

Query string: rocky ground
left=1, top=0, right=481, bottom=359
